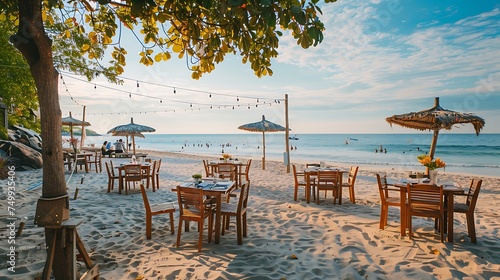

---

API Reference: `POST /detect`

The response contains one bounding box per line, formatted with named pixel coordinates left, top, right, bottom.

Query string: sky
left=59, top=0, right=500, bottom=135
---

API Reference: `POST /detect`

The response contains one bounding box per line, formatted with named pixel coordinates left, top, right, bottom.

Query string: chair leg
left=379, top=206, right=386, bottom=229
left=236, top=215, right=243, bottom=245
left=198, top=219, right=204, bottom=252
left=294, top=184, right=298, bottom=201
left=350, top=186, right=356, bottom=204
left=221, top=216, right=226, bottom=235
left=242, top=213, right=247, bottom=238
left=146, top=214, right=152, bottom=240
left=467, top=213, right=477, bottom=243
left=408, top=215, right=413, bottom=239
left=176, top=220, right=183, bottom=247
left=169, top=212, right=175, bottom=235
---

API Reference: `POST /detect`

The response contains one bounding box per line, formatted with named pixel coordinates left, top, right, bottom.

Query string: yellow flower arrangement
left=417, top=155, right=446, bottom=170
left=222, top=153, right=232, bottom=159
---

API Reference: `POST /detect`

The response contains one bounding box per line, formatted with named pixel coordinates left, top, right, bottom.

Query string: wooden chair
left=376, top=173, right=403, bottom=230
left=141, top=160, right=155, bottom=191
left=203, top=159, right=214, bottom=177
left=292, top=164, right=315, bottom=201
left=221, top=181, right=251, bottom=245
left=315, top=170, right=339, bottom=204
left=341, top=166, right=359, bottom=204
left=152, top=159, right=162, bottom=190
left=217, top=163, right=235, bottom=181
left=123, top=164, right=142, bottom=195
left=452, top=179, right=482, bottom=243
left=176, top=186, right=214, bottom=252
left=237, top=159, right=252, bottom=185
left=105, top=162, right=119, bottom=193
left=407, top=183, right=444, bottom=242
left=85, top=150, right=102, bottom=173
left=74, top=153, right=88, bottom=173
left=140, top=184, right=175, bottom=239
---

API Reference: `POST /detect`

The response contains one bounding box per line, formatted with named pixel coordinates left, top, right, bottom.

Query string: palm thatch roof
left=386, top=97, right=485, bottom=135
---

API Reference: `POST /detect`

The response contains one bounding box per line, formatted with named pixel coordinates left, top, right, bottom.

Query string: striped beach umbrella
left=238, top=115, right=288, bottom=170
left=106, top=117, right=155, bottom=155
left=386, top=97, right=485, bottom=160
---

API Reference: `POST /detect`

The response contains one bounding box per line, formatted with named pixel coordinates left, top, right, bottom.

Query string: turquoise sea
left=84, top=134, right=500, bottom=177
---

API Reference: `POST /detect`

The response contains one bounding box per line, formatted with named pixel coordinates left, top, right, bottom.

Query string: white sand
left=1, top=150, right=500, bottom=279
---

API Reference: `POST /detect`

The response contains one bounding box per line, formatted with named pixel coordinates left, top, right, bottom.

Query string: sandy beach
left=1, top=150, right=499, bottom=279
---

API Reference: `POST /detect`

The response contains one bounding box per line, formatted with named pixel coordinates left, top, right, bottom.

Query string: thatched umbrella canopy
left=386, top=97, right=485, bottom=159
left=106, top=117, right=155, bottom=155
left=61, top=112, right=91, bottom=150
left=238, top=115, right=288, bottom=170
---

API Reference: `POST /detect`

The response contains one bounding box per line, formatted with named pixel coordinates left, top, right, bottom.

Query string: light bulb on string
left=136, top=81, right=139, bottom=87
left=257, top=98, right=259, bottom=103
left=173, top=87, right=176, bottom=94
left=94, top=84, right=97, bottom=89
left=237, top=96, right=239, bottom=101
left=209, top=94, right=211, bottom=97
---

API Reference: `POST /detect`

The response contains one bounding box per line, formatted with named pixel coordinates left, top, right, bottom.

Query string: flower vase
left=224, top=158, right=228, bottom=162
left=429, top=170, right=438, bottom=184
left=194, top=178, right=201, bottom=185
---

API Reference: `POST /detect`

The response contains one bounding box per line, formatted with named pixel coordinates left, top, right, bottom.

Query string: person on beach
left=114, top=139, right=126, bottom=153
left=101, top=141, right=113, bottom=156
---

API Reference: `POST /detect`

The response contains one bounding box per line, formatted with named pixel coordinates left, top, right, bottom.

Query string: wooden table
left=116, top=163, right=151, bottom=194
left=394, top=179, right=464, bottom=242
left=64, top=152, right=94, bottom=173
left=304, top=167, right=346, bottom=204
left=173, top=180, right=236, bottom=244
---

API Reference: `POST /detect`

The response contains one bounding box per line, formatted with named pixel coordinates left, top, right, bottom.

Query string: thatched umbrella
left=238, top=115, right=288, bottom=170
left=386, top=97, right=485, bottom=159
left=106, top=117, right=155, bottom=155
left=61, top=112, right=91, bottom=151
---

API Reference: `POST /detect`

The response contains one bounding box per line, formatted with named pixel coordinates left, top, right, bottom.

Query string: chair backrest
left=292, top=165, right=301, bottom=185
left=124, top=164, right=142, bottom=180
left=105, top=162, right=113, bottom=178
left=466, top=179, right=482, bottom=210
left=218, top=163, right=235, bottom=180
left=237, top=181, right=251, bottom=214
left=348, top=166, right=359, bottom=185
left=155, top=159, right=162, bottom=173
left=140, top=184, right=152, bottom=215
left=203, top=159, right=212, bottom=177
left=376, top=173, right=387, bottom=203
left=176, top=186, right=210, bottom=217
left=109, top=161, right=116, bottom=176
left=316, top=170, right=339, bottom=186
left=407, top=183, right=443, bottom=214
left=244, top=159, right=252, bottom=174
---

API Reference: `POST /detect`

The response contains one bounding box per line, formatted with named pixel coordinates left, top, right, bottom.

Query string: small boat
left=349, top=137, right=358, bottom=141
left=289, top=135, right=299, bottom=140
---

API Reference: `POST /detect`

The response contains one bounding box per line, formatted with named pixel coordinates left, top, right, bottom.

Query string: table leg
left=214, top=194, right=222, bottom=244
left=447, top=193, right=454, bottom=242
left=118, top=174, right=123, bottom=194
left=337, top=174, right=343, bottom=205
left=306, top=173, right=311, bottom=203
left=400, top=188, right=407, bottom=236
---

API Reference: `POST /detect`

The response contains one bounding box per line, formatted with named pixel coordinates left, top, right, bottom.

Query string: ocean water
left=85, top=133, right=500, bottom=177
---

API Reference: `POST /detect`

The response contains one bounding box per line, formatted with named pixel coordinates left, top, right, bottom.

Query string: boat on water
left=289, top=135, right=299, bottom=140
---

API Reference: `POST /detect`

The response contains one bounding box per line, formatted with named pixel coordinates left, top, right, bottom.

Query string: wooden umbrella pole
left=262, top=131, right=266, bottom=170
left=132, top=135, right=136, bottom=155
left=429, top=130, right=439, bottom=160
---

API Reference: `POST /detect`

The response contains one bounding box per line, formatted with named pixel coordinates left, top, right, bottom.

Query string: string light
left=58, top=71, right=286, bottom=116
left=173, top=87, right=176, bottom=94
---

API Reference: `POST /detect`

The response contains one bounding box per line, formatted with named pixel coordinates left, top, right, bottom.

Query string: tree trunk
left=12, top=1, right=70, bottom=278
